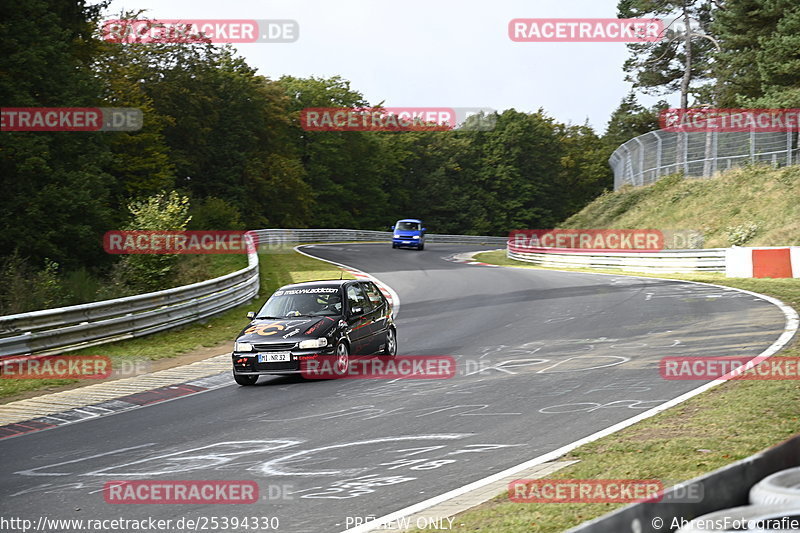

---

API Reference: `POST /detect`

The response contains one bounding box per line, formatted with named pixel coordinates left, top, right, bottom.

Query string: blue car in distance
left=391, top=219, right=426, bottom=250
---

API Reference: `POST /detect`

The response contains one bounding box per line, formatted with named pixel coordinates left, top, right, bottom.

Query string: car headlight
left=298, top=338, right=328, bottom=349
left=235, top=342, right=253, bottom=352
left=412, top=235, right=420, bottom=239
left=393, top=234, right=400, bottom=238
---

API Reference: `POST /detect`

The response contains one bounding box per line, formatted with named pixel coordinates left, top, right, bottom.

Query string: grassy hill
left=561, top=164, right=800, bottom=247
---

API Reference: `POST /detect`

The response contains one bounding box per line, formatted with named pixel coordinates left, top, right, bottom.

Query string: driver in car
left=317, top=293, right=342, bottom=314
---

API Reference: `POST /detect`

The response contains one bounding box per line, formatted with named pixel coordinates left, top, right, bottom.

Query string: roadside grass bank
left=560, top=164, right=800, bottom=248
left=0, top=249, right=353, bottom=401
left=435, top=250, right=799, bottom=532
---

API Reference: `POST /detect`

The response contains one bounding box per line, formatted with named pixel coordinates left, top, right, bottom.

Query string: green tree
left=0, top=0, right=116, bottom=270
left=603, top=93, right=666, bottom=149
left=618, top=0, right=717, bottom=109
left=713, top=0, right=800, bottom=107
left=277, top=75, right=390, bottom=228
left=92, top=12, right=176, bottom=201
left=110, top=191, right=192, bottom=292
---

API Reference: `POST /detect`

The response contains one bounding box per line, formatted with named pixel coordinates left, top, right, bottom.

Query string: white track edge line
left=340, top=250, right=799, bottom=533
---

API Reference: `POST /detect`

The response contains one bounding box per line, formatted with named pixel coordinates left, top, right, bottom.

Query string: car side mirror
left=390, top=225, right=395, bottom=230
left=246, top=311, right=255, bottom=319
left=350, top=307, right=363, bottom=317
left=421, top=227, right=426, bottom=232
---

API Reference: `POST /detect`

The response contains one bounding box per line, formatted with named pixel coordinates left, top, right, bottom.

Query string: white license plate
left=402, top=240, right=412, bottom=244
left=258, top=352, right=291, bottom=363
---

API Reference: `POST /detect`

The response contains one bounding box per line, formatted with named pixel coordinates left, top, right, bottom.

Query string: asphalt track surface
left=0, top=244, right=788, bottom=533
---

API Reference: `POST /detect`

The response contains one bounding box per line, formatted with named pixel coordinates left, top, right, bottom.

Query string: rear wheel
left=233, top=373, right=258, bottom=386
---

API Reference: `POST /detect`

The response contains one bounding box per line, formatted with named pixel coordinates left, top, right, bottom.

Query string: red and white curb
left=0, top=356, right=232, bottom=440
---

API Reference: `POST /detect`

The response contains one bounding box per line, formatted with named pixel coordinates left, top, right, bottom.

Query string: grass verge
left=426, top=250, right=799, bottom=533
left=560, top=165, right=800, bottom=247
left=0, top=249, right=353, bottom=401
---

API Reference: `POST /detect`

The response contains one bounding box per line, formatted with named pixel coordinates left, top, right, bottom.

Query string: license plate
left=258, top=352, right=291, bottom=363
left=402, top=241, right=411, bottom=244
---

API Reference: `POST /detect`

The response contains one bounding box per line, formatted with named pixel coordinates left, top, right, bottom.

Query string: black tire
left=383, top=327, right=397, bottom=358
left=233, top=372, right=258, bottom=386
left=675, top=504, right=800, bottom=532
left=392, top=243, right=397, bottom=248
left=333, top=340, right=350, bottom=377
left=750, top=467, right=800, bottom=506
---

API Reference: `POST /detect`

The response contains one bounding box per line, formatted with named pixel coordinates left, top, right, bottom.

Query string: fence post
left=622, top=145, right=633, bottom=187
left=656, top=133, right=663, bottom=177
left=635, top=138, right=645, bottom=186
left=683, top=133, right=689, bottom=174
left=711, top=131, right=718, bottom=176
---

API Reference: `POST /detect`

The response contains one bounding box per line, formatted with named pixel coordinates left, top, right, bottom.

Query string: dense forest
left=1, top=0, right=798, bottom=311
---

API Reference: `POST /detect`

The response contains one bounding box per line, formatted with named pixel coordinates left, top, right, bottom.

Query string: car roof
left=278, top=279, right=360, bottom=290
left=396, top=218, right=422, bottom=223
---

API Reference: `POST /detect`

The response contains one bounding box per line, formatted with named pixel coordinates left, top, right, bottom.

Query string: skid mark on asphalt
left=9, top=434, right=524, bottom=513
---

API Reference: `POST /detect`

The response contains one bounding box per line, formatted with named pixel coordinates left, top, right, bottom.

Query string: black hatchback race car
left=231, top=279, right=397, bottom=385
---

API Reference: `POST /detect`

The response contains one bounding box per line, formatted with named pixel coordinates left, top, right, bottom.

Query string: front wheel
left=233, top=372, right=258, bottom=386
left=383, top=328, right=397, bottom=358
left=417, top=243, right=424, bottom=250
left=334, top=341, right=350, bottom=376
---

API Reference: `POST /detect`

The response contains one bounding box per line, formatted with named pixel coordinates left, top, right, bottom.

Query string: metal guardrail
left=507, top=242, right=727, bottom=274
left=0, top=238, right=260, bottom=357
left=0, top=229, right=505, bottom=357
left=609, top=129, right=799, bottom=190
left=249, top=228, right=507, bottom=245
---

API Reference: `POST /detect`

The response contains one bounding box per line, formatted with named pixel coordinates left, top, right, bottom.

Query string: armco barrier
left=0, top=229, right=505, bottom=357
left=249, top=228, right=507, bottom=246
left=0, top=236, right=260, bottom=358
left=507, top=242, right=727, bottom=274
left=565, top=434, right=800, bottom=533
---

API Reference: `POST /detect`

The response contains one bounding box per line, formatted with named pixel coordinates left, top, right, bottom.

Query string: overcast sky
left=103, top=0, right=677, bottom=132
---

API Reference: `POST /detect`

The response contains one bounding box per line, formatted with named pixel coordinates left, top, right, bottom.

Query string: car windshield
left=397, top=221, right=420, bottom=231
left=257, top=288, right=342, bottom=318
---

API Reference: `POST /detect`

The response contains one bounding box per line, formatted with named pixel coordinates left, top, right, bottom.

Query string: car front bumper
left=393, top=238, right=421, bottom=247
left=232, top=347, right=335, bottom=375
